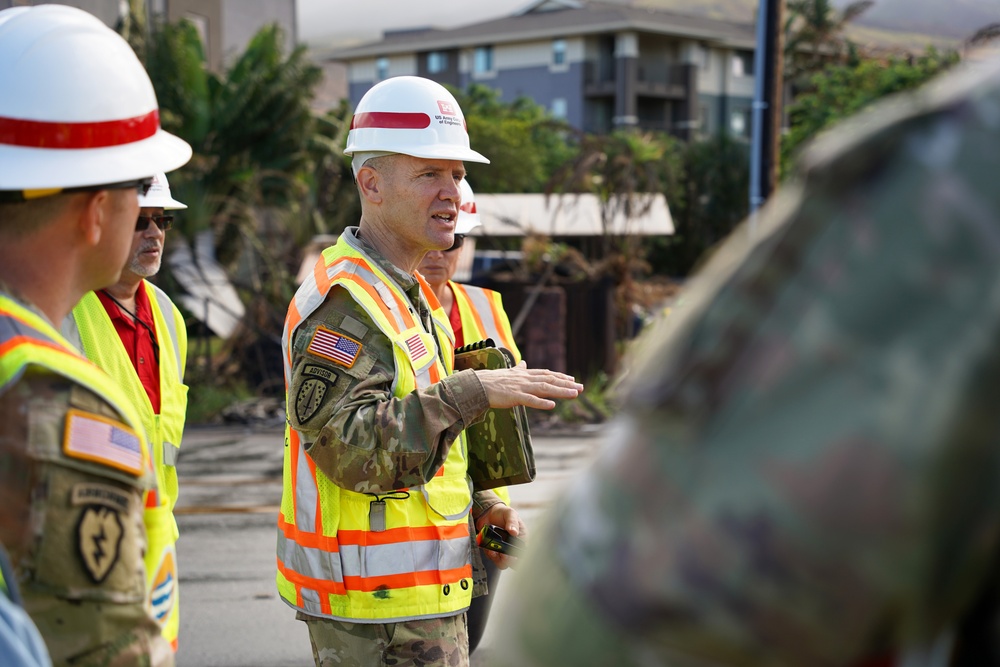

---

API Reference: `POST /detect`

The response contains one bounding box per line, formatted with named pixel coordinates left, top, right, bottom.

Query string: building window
left=552, top=39, right=566, bottom=66
left=731, top=50, right=754, bottom=77
left=730, top=108, right=751, bottom=137
left=376, top=57, right=389, bottom=81
left=427, top=51, right=448, bottom=74
left=474, top=46, right=494, bottom=74
left=551, top=98, right=567, bottom=119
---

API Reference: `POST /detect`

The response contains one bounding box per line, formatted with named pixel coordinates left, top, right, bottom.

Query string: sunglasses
left=136, top=214, right=173, bottom=232
left=65, top=177, right=155, bottom=197
left=446, top=234, right=466, bottom=252
left=0, top=177, right=154, bottom=203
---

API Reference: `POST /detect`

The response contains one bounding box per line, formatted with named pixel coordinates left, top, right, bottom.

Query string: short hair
left=0, top=195, right=73, bottom=240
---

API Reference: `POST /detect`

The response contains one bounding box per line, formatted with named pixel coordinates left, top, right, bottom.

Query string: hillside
left=626, top=0, right=999, bottom=49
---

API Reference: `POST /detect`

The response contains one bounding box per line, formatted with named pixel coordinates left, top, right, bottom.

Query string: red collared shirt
left=449, top=294, right=464, bottom=349
left=96, top=287, right=161, bottom=413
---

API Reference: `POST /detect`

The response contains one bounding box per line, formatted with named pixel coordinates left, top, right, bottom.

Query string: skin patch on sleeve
left=307, top=326, right=363, bottom=368
left=63, top=409, right=143, bottom=476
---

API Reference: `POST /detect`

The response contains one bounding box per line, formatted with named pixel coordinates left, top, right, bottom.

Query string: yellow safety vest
left=66, top=283, right=187, bottom=651
left=449, top=281, right=521, bottom=505
left=0, top=293, right=152, bottom=489
left=277, top=235, right=475, bottom=622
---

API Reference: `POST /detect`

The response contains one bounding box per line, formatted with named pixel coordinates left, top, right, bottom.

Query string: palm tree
left=785, top=0, right=874, bottom=83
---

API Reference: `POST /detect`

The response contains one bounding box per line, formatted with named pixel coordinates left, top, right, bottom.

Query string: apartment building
left=0, top=0, right=297, bottom=72
left=329, top=0, right=757, bottom=140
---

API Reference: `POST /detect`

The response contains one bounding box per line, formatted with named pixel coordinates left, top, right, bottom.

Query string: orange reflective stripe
left=336, top=523, right=468, bottom=546
left=344, top=565, right=471, bottom=592
left=305, top=453, right=323, bottom=535
left=278, top=513, right=342, bottom=552
left=278, top=557, right=347, bottom=597
left=486, top=293, right=516, bottom=351
left=327, top=256, right=418, bottom=329
left=0, top=334, right=71, bottom=358
left=327, top=270, right=399, bottom=327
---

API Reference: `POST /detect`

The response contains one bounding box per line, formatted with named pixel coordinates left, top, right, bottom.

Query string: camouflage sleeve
left=288, top=285, right=489, bottom=494
left=494, top=76, right=1000, bottom=667
left=0, top=372, right=172, bottom=667
left=472, top=489, right=504, bottom=522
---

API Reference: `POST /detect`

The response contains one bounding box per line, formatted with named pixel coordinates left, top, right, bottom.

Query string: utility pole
left=749, top=0, right=786, bottom=230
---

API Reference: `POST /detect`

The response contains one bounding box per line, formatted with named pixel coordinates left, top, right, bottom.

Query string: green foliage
left=782, top=48, right=961, bottom=170
left=451, top=84, right=575, bottom=193
left=785, top=0, right=874, bottom=83
left=649, top=135, right=750, bottom=275
left=186, top=380, right=253, bottom=424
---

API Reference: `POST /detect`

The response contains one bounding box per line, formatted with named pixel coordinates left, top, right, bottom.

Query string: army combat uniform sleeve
left=493, top=61, right=1000, bottom=666
left=0, top=372, right=171, bottom=667
left=288, top=284, right=490, bottom=494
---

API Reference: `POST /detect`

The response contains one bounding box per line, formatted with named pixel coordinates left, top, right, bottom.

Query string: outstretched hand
left=476, top=361, right=583, bottom=410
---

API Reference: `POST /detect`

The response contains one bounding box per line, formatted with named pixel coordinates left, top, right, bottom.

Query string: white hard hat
left=344, top=76, right=489, bottom=165
left=455, top=178, right=481, bottom=234
left=139, top=172, right=186, bottom=210
left=0, top=5, right=192, bottom=194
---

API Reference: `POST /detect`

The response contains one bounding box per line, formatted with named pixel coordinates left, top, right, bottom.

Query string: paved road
left=174, top=424, right=604, bottom=667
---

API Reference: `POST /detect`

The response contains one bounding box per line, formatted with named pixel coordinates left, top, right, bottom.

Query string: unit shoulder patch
left=63, top=409, right=143, bottom=476
left=77, top=505, right=124, bottom=583
left=295, top=377, right=330, bottom=424
left=307, top=326, right=363, bottom=368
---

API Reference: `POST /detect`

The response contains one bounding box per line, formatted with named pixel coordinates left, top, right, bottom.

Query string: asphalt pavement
left=173, top=423, right=605, bottom=667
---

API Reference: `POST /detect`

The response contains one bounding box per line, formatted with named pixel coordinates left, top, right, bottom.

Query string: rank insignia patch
left=295, top=377, right=329, bottom=424
left=307, top=326, right=362, bottom=368
left=77, top=505, right=124, bottom=583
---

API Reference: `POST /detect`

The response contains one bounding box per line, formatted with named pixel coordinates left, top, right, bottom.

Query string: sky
left=296, top=0, right=531, bottom=49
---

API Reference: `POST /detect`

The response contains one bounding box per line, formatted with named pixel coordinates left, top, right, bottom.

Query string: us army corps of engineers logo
left=77, top=505, right=124, bottom=583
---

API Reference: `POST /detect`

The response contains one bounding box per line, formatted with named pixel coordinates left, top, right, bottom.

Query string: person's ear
left=356, top=166, right=384, bottom=205
left=75, top=191, right=111, bottom=247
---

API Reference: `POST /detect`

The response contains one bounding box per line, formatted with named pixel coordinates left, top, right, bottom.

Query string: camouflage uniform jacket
left=493, top=58, right=1000, bottom=666
left=287, top=227, right=503, bottom=598
left=0, top=286, right=172, bottom=667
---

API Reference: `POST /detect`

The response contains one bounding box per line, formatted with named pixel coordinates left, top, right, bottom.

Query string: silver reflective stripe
left=148, top=283, right=182, bottom=379
left=279, top=531, right=344, bottom=583
left=294, top=444, right=319, bottom=531
left=460, top=285, right=504, bottom=343
left=163, top=441, right=180, bottom=466
left=280, top=532, right=470, bottom=581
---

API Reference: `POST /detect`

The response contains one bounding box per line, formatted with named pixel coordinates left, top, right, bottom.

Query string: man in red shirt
left=63, top=171, right=190, bottom=651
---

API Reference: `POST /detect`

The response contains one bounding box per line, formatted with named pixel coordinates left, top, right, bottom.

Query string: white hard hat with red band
left=0, top=5, right=191, bottom=194
left=139, top=172, right=187, bottom=210
left=344, top=76, right=489, bottom=165
left=455, top=178, right=481, bottom=234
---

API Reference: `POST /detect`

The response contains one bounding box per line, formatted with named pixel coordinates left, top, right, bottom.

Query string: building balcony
left=584, top=61, right=690, bottom=99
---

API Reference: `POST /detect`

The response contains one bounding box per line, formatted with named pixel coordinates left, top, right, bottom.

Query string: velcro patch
left=64, top=409, right=143, bottom=476
left=398, top=327, right=437, bottom=371
left=307, top=326, right=362, bottom=368
left=71, top=483, right=133, bottom=513
left=77, top=505, right=123, bottom=583
left=295, top=377, right=329, bottom=424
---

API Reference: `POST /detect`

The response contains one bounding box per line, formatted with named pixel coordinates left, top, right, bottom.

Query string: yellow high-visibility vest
left=0, top=293, right=152, bottom=484
left=449, top=281, right=521, bottom=505
left=277, top=235, right=475, bottom=622
left=66, top=283, right=187, bottom=650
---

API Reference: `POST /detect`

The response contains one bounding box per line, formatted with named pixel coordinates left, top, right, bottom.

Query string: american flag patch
left=308, top=326, right=362, bottom=368
left=63, top=409, right=143, bottom=476
left=405, top=333, right=428, bottom=360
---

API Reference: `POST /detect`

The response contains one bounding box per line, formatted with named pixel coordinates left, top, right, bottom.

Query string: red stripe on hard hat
left=0, top=110, right=159, bottom=149
left=350, top=112, right=431, bottom=130
left=461, top=201, right=476, bottom=214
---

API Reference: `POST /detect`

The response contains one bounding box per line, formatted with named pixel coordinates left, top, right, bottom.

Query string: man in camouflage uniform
left=277, top=76, right=582, bottom=667
left=491, top=56, right=1000, bottom=666
left=0, top=6, right=191, bottom=666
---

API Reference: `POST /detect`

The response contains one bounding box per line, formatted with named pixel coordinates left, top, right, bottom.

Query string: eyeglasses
left=136, top=214, right=173, bottom=232
left=0, top=177, right=154, bottom=203
left=446, top=234, right=465, bottom=252
left=65, top=177, right=155, bottom=197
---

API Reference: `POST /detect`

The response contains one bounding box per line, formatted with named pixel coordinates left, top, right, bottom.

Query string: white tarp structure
left=169, top=231, right=246, bottom=339
left=470, top=193, right=674, bottom=238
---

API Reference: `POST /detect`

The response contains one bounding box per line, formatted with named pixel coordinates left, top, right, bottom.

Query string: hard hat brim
left=0, top=128, right=192, bottom=192
left=345, top=143, right=490, bottom=165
